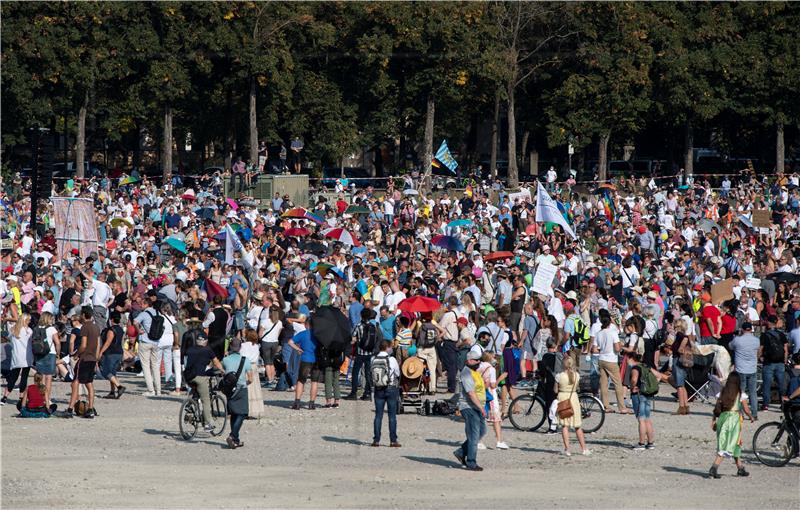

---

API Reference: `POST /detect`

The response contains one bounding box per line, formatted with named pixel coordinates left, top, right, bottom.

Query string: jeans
left=350, top=354, right=373, bottom=396
left=738, top=371, right=758, bottom=419
left=439, top=340, right=458, bottom=392
left=324, top=367, right=341, bottom=400
left=373, top=386, right=399, bottom=443
left=589, top=354, right=600, bottom=394
left=159, top=346, right=173, bottom=383
left=193, top=375, right=212, bottom=425
left=229, top=413, right=245, bottom=441
left=455, top=407, right=487, bottom=469
left=275, top=344, right=300, bottom=390
left=139, top=342, right=160, bottom=394
left=761, top=363, right=785, bottom=408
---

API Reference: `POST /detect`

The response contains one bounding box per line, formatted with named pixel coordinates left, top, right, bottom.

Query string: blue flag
left=433, top=140, right=458, bottom=174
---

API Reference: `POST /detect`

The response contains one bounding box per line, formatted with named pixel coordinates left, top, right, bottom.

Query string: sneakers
left=759, top=405, right=769, bottom=412
left=370, top=442, right=380, bottom=447
left=102, top=392, right=117, bottom=399
left=465, top=465, right=484, bottom=471
left=582, top=449, right=592, bottom=456
left=633, top=443, right=647, bottom=451
left=645, top=443, right=655, bottom=450
left=116, top=386, right=126, bottom=399
left=203, top=424, right=215, bottom=433
left=84, top=408, right=96, bottom=419
left=142, top=391, right=156, bottom=397
left=477, top=442, right=487, bottom=450
left=0, top=396, right=7, bottom=406
left=496, top=442, right=509, bottom=450
left=454, top=451, right=466, bottom=466
left=64, top=408, right=74, bottom=419
left=226, top=436, right=237, bottom=449
left=737, top=467, right=749, bottom=477
left=545, top=427, right=558, bottom=435
left=563, top=450, right=572, bottom=457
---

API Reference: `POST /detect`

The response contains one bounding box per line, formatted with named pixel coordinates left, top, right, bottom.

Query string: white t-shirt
left=594, top=327, right=620, bottom=363
left=246, top=305, right=267, bottom=331
left=46, top=326, right=58, bottom=355
left=158, top=314, right=176, bottom=348
left=261, top=318, right=282, bottom=343
left=239, top=341, right=260, bottom=364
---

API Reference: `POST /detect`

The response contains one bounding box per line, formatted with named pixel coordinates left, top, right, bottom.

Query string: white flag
left=535, top=181, right=576, bottom=239
left=224, top=224, right=244, bottom=264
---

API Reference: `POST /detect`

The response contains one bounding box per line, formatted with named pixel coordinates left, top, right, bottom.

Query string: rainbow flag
left=602, top=190, right=616, bottom=223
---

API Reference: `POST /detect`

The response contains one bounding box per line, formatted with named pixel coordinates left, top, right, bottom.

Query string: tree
left=547, top=3, right=654, bottom=181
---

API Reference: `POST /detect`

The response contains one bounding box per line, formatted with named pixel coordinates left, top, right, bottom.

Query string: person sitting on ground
left=17, top=373, right=56, bottom=417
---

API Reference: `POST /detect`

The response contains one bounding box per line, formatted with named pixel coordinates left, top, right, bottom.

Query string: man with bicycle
left=184, top=335, right=223, bottom=432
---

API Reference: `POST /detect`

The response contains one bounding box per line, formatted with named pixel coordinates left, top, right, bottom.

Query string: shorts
left=297, top=361, right=322, bottom=384
left=100, top=354, right=122, bottom=379
left=34, top=353, right=56, bottom=376
left=260, top=342, right=280, bottom=366
left=632, top=393, right=653, bottom=419
left=76, top=361, right=97, bottom=385
left=671, top=356, right=687, bottom=387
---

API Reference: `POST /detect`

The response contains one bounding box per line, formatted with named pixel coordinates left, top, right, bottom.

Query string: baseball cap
left=457, top=317, right=468, bottom=326
left=742, top=322, right=753, bottom=331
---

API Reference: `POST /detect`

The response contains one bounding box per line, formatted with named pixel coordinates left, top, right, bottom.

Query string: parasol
left=483, top=251, right=514, bottom=262
left=397, top=296, right=442, bottom=314
left=431, top=234, right=464, bottom=252
left=310, top=306, right=351, bottom=349
left=284, top=227, right=311, bottom=237
left=447, top=219, right=473, bottom=228
left=164, top=237, right=187, bottom=254
left=766, top=272, right=800, bottom=283
left=403, top=189, right=419, bottom=195
left=110, top=217, right=133, bottom=228
left=322, top=228, right=361, bottom=246
left=225, top=198, right=239, bottom=210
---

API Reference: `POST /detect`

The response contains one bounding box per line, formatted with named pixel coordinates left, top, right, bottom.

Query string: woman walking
left=241, top=329, right=264, bottom=419
left=556, top=357, right=590, bottom=456
left=708, top=372, right=754, bottom=478
left=2, top=313, right=33, bottom=405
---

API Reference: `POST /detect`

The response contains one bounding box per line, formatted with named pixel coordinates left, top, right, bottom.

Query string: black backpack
left=146, top=311, right=165, bottom=341
left=762, top=331, right=787, bottom=363
left=217, top=356, right=246, bottom=398
left=31, top=326, right=49, bottom=358
left=357, top=323, right=378, bottom=353
left=416, top=322, right=439, bottom=349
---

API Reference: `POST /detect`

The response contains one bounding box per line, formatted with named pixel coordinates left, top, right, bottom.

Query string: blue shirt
left=222, top=352, right=251, bottom=388
left=380, top=315, right=396, bottom=342
left=293, top=330, right=316, bottom=363
left=349, top=301, right=364, bottom=331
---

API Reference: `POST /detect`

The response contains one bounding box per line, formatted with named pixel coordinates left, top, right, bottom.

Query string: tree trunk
left=224, top=88, right=233, bottom=170
left=598, top=131, right=611, bottom=182
left=162, top=105, right=173, bottom=182
left=422, top=93, right=435, bottom=187
left=776, top=123, right=785, bottom=175
left=249, top=76, right=258, bottom=168
left=530, top=149, right=539, bottom=177
left=520, top=129, right=530, bottom=179
left=76, top=91, right=88, bottom=179
left=490, top=92, right=500, bottom=180
left=507, top=85, right=518, bottom=187
left=683, top=121, right=694, bottom=181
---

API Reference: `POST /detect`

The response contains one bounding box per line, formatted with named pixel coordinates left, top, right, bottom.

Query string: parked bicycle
left=752, top=402, right=800, bottom=467
left=178, top=372, right=228, bottom=440
left=508, top=380, right=606, bottom=434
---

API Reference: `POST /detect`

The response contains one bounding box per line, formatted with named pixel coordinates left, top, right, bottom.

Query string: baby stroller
left=399, top=355, right=429, bottom=414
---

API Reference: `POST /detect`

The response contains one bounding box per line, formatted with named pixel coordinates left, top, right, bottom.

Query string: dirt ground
left=2, top=373, right=798, bottom=509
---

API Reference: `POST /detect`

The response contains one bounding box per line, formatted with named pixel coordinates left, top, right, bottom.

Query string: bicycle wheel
left=208, top=394, right=228, bottom=436
left=752, top=421, right=796, bottom=467
left=178, top=399, right=199, bottom=440
left=508, top=394, right=547, bottom=432
left=579, top=394, right=605, bottom=434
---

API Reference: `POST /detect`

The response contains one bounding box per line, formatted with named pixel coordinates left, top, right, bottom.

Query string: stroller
left=399, top=355, right=429, bottom=414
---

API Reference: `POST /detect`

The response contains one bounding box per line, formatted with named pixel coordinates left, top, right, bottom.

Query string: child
left=478, top=351, right=508, bottom=450
left=628, top=345, right=656, bottom=450
left=708, top=372, right=754, bottom=478
left=17, top=373, right=56, bottom=418
left=538, top=339, right=560, bottom=434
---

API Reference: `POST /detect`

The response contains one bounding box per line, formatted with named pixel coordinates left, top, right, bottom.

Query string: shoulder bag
left=556, top=374, right=576, bottom=419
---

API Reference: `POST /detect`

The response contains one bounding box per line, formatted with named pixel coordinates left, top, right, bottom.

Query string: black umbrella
left=303, top=241, right=328, bottom=256
left=311, top=306, right=351, bottom=349
left=196, top=207, right=216, bottom=220
left=766, top=271, right=800, bottom=283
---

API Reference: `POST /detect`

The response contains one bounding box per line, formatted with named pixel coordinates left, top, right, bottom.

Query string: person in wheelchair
left=183, top=335, right=223, bottom=432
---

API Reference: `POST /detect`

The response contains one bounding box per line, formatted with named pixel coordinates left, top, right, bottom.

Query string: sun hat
left=402, top=357, right=425, bottom=379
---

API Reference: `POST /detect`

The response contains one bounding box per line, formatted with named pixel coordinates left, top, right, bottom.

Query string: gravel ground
left=2, top=373, right=798, bottom=509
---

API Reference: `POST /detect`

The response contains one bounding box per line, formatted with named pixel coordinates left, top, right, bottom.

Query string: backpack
left=762, top=330, right=786, bottom=363
left=357, top=323, right=378, bottom=353
left=416, top=322, right=439, bottom=349
left=217, top=356, right=246, bottom=398
left=570, top=316, right=590, bottom=347
left=638, top=366, right=660, bottom=396
left=371, top=355, right=395, bottom=389
left=146, top=311, right=165, bottom=341
left=31, top=326, right=49, bottom=358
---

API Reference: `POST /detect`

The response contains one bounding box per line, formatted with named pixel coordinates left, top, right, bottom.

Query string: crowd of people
left=2, top=166, right=800, bottom=471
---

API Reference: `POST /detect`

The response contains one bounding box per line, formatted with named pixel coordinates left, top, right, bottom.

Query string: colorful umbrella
left=322, top=228, right=361, bottom=246
left=447, top=219, right=473, bottom=228
left=284, top=227, right=310, bottom=237
left=119, top=175, right=140, bottom=185
left=397, top=296, right=442, bottom=314
left=164, top=237, right=187, bottom=254
left=225, top=198, right=239, bottom=210
left=483, top=251, right=514, bottom=262
left=110, top=217, right=133, bottom=228
left=282, top=207, right=311, bottom=218
left=315, top=262, right=335, bottom=275
left=345, top=205, right=371, bottom=214
left=431, top=234, right=464, bottom=252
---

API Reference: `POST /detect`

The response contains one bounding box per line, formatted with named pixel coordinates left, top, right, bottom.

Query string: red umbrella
left=483, top=251, right=514, bottom=262
left=284, top=227, right=311, bottom=237
left=397, top=296, right=442, bottom=314
left=204, top=278, right=228, bottom=300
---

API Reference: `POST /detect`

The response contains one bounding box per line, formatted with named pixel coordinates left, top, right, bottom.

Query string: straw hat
left=402, top=357, right=425, bottom=380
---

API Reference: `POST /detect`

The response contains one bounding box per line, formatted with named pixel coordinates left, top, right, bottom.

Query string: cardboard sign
left=532, top=261, right=557, bottom=297
left=744, top=278, right=761, bottom=290
left=711, top=278, right=735, bottom=305
left=752, top=209, right=771, bottom=228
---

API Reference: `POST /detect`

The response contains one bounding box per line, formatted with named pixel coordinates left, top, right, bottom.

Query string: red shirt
left=25, top=384, right=45, bottom=409
left=720, top=313, right=737, bottom=335
left=336, top=200, right=348, bottom=214
left=699, top=304, right=721, bottom=337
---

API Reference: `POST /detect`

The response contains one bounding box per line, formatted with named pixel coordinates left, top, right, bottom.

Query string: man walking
left=760, top=315, right=789, bottom=412
left=66, top=307, right=100, bottom=418
left=453, top=351, right=487, bottom=471
left=345, top=308, right=382, bottom=401
left=371, top=340, right=401, bottom=447
left=729, top=322, right=761, bottom=420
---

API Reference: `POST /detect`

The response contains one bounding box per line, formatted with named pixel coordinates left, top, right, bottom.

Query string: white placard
left=508, top=187, right=531, bottom=204
left=744, top=278, right=761, bottom=290
left=533, top=262, right=557, bottom=297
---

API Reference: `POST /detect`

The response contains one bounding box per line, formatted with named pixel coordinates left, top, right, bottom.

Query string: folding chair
left=685, top=352, right=716, bottom=404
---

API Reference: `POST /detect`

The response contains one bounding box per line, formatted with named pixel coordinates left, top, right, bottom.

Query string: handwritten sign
left=533, top=262, right=557, bottom=298
left=752, top=209, right=771, bottom=228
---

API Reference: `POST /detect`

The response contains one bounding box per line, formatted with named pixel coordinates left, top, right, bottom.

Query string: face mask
left=467, top=361, right=480, bottom=371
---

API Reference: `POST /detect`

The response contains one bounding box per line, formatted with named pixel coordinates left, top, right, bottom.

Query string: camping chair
left=685, top=352, right=716, bottom=404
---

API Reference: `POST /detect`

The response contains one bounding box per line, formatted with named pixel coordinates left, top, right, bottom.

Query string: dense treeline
left=2, top=1, right=799, bottom=184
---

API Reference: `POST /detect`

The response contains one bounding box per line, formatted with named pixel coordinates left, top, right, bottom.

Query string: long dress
left=556, top=371, right=582, bottom=429
left=716, top=394, right=745, bottom=458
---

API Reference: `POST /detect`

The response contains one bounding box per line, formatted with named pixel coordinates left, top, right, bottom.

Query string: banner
left=224, top=223, right=244, bottom=264
left=52, top=197, right=98, bottom=260
left=532, top=262, right=557, bottom=297
left=535, top=182, right=576, bottom=239
left=508, top=187, right=532, bottom=204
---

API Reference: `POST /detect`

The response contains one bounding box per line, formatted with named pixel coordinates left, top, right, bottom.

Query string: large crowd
left=2, top=166, right=800, bottom=472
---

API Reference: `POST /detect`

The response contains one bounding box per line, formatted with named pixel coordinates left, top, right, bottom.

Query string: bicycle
left=752, top=402, right=800, bottom=467
left=508, top=380, right=606, bottom=434
left=178, top=373, right=228, bottom=440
